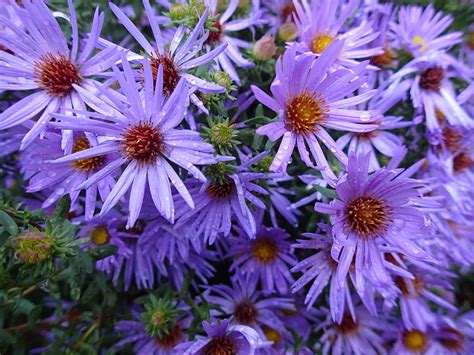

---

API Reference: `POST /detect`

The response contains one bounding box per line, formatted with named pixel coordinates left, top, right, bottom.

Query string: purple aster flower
left=430, top=312, right=474, bottom=354
left=176, top=319, right=271, bottom=354
left=293, top=0, right=382, bottom=66
left=317, top=307, right=388, bottom=355
left=77, top=212, right=132, bottom=274
left=141, top=216, right=202, bottom=265
left=20, top=131, right=116, bottom=220
left=389, top=54, right=473, bottom=134
left=0, top=0, right=121, bottom=150
left=175, top=154, right=270, bottom=244
left=109, top=0, right=227, bottom=113
left=50, top=53, right=221, bottom=228
left=262, top=0, right=298, bottom=35
left=115, top=301, right=191, bottom=355
left=389, top=4, right=463, bottom=57
left=205, top=0, right=265, bottom=85
left=389, top=325, right=435, bottom=355
left=206, top=274, right=295, bottom=338
left=251, top=42, right=380, bottom=184
left=315, top=153, right=434, bottom=292
left=336, top=82, right=413, bottom=172
left=228, top=210, right=297, bottom=295
left=392, top=268, right=456, bottom=332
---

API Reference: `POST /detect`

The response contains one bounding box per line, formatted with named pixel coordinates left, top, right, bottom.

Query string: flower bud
left=278, top=21, right=298, bottom=42
left=169, top=3, right=188, bottom=21
left=13, top=231, right=52, bottom=264
left=211, top=71, right=233, bottom=91
left=253, top=35, right=277, bottom=61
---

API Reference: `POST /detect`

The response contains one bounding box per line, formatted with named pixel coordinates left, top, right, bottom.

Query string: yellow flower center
left=347, top=195, right=392, bottom=238
left=91, top=226, right=110, bottom=246
left=312, top=34, right=334, bottom=54
left=412, top=36, right=427, bottom=52
left=251, top=238, right=278, bottom=264
left=263, top=326, right=282, bottom=343
left=71, top=136, right=105, bottom=173
left=403, top=330, right=427, bottom=352
left=285, top=92, right=328, bottom=134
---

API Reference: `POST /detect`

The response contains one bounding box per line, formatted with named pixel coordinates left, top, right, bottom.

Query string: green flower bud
left=211, top=71, right=233, bottom=91
left=13, top=231, right=53, bottom=264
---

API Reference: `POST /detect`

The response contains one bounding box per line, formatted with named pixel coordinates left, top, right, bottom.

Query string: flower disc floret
left=121, top=121, right=165, bottom=165
left=34, top=53, right=81, bottom=97
left=285, top=92, right=328, bottom=134
left=346, top=195, right=392, bottom=238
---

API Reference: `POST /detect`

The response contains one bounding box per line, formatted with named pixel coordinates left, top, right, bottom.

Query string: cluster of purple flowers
left=1, top=0, right=473, bottom=353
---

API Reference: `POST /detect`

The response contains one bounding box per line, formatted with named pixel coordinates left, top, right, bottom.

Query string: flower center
left=419, top=66, right=444, bottom=92
left=156, top=324, right=183, bottom=349
left=468, top=32, right=474, bottom=50
left=34, top=53, right=80, bottom=96
left=71, top=136, right=105, bottom=173
left=234, top=301, right=257, bottom=324
left=206, top=20, right=224, bottom=45
left=403, top=330, right=427, bottom=352
left=441, top=126, right=462, bottom=153
left=202, top=335, right=236, bottom=355
left=91, top=226, right=110, bottom=246
left=453, top=151, right=473, bottom=174
left=252, top=238, right=278, bottom=264
left=280, top=2, right=296, bottom=21
left=149, top=54, right=180, bottom=96
left=412, top=36, right=427, bottom=52
left=346, top=195, right=391, bottom=238
left=311, top=34, right=334, bottom=54
left=335, top=314, right=359, bottom=335
left=121, top=121, right=164, bottom=165
left=369, top=47, right=396, bottom=68
left=396, top=276, right=424, bottom=296
left=205, top=177, right=236, bottom=200
left=263, top=326, right=282, bottom=343
left=440, top=327, right=465, bottom=351
left=285, top=92, right=328, bottom=134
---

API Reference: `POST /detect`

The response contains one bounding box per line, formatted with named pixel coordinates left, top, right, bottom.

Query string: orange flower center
left=403, top=330, right=427, bottom=352
left=71, top=136, right=105, bottom=173
left=149, top=54, right=180, bottom=96
left=285, top=92, right=328, bottom=134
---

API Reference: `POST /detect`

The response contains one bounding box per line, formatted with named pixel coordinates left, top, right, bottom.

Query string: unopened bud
left=14, top=232, right=52, bottom=264
left=278, top=21, right=298, bottom=42
left=211, top=71, right=233, bottom=91
left=169, top=3, right=188, bottom=21
left=253, top=35, right=277, bottom=61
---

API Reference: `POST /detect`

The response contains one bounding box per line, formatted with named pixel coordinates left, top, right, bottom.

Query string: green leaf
left=50, top=196, right=71, bottom=224
left=0, top=209, right=18, bottom=236
left=87, top=245, right=118, bottom=261
left=312, top=185, right=338, bottom=199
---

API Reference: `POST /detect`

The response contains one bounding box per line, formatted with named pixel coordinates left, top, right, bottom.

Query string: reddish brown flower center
left=403, top=330, right=427, bottom=352
left=206, top=20, right=224, bottom=45
left=121, top=121, right=164, bottom=165
left=205, top=177, right=236, bottom=200
left=396, top=276, right=425, bottom=296
left=439, top=327, right=465, bottom=351
left=441, top=126, right=462, bottom=153
left=453, top=151, right=473, bottom=174
left=149, top=54, right=180, bottom=96
left=419, top=66, right=444, bottom=92
left=202, top=335, right=236, bottom=355
left=285, top=92, right=328, bottom=134
left=369, top=47, right=396, bottom=68
left=335, top=314, right=359, bottom=335
left=346, top=195, right=392, bottom=238
left=252, top=238, right=278, bottom=264
left=234, top=301, right=257, bottom=324
left=34, top=53, right=80, bottom=96
left=71, top=135, right=105, bottom=173
left=467, top=32, right=474, bottom=50
left=280, top=2, right=296, bottom=21
left=156, top=324, right=183, bottom=349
